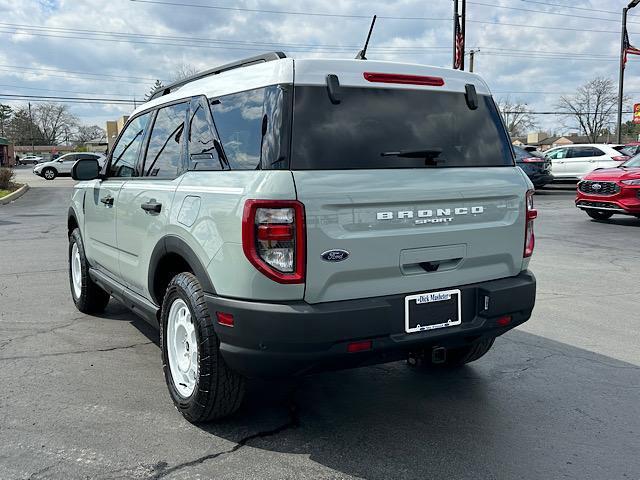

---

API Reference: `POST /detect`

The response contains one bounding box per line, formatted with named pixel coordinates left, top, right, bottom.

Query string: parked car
left=576, top=154, right=640, bottom=220
left=544, top=144, right=630, bottom=181
left=67, top=52, right=537, bottom=423
left=33, top=152, right=105, bottom=180
left=623, top=142, right=640, bottom=156
left=19, top=155, right=43, bottom=165
left=513, top=145, right=553, bottom=188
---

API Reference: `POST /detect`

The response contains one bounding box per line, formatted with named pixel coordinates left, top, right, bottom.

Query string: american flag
left=454, top=15, right=464, bottom=70
left=624, top=26, right=640, bottom=67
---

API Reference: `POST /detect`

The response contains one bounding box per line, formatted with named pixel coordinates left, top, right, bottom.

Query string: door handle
left=141, top=200, right=162, bottom=214
left=100, top=195, right=114, bottom=206
left=588, top=160, right=596, bottom=163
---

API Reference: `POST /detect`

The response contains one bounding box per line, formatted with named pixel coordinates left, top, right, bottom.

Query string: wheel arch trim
left=148, top=235, right=216, bottom=304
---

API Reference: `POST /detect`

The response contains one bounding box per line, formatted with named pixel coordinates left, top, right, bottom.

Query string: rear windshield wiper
left=381, top=148, right=444, bottom=166
left=381, top=148, right=443, bottom=158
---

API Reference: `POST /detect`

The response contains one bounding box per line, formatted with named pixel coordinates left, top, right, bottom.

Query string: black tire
left=586, top=210, right=614, bottom=221
left=68, top=228, right=110, bottom=314
left=421, top=337, right=496, bottom=368
left=161, top=272, right=244, bottom=423
left=42, top=167, right=57, bottom=180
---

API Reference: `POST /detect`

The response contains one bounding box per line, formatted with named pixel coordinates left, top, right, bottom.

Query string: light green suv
left=68, top=52, right=537, bottom=423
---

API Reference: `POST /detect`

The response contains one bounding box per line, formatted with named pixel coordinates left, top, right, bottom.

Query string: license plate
left=404, top=289, right=462, bottom=333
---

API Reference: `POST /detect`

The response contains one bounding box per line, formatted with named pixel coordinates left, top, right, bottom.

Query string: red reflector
left=527, top=208, right=538, bottom=220
left=522, top=157, right=544, bottom=163
left=347, top=340, right=372, bottom=353
left=497, top=315, right=512, bottom=326
left=612, top=156, right=629, bottom=162
left=257, top=224, right=294, bottom=241
left=216, top=311, right=234, bottom=327
left=363, top=72, right=445, bottom=86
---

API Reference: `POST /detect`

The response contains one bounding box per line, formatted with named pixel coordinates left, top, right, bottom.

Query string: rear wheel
left=69, top=228, right=110, bottom=314
left=161, top=272, right=244, bottom=423
left=42, top=167, right=57, bottom=180
left=586, top=210, right=613, bottom=221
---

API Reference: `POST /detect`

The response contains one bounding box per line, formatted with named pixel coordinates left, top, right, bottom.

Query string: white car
left=19, top=155, right=44, bottom=165
left=33, top=152, right=105, bottom=180
left=544, top=144, right=630, bottom=181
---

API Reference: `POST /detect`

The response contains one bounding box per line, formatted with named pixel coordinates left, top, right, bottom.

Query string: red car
left=576, top=154, right=640, bottom=220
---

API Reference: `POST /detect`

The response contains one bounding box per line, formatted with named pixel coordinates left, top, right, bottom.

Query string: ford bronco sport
left=68, top=52, right=537, bottom=423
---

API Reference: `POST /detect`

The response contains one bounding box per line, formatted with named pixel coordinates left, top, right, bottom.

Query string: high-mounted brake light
left=524, top=190, right=537, bottom=258
left=242, top=200, right=305, bottom=284
left=522, top=157, right=545, bottom=163
left=363, top=72, right=445, bottom=86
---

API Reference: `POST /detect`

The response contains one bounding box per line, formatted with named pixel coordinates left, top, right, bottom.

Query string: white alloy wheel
left=167, top=298, right=198, bottom=398
left=71, top=242, right=82, bottom=299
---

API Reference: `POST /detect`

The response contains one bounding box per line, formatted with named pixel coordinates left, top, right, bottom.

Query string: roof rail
left=149, top=52, right=287, bottom=101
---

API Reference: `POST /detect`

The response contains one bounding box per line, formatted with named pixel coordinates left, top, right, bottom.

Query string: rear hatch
left=289, top=74, right=529, bottom=304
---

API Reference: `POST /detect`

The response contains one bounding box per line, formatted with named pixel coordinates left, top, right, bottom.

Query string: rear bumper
left=205, top=271, right=536, bottom=378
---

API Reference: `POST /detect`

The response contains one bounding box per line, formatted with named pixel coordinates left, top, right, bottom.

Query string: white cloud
left=0, top=0, right=638, bottom=133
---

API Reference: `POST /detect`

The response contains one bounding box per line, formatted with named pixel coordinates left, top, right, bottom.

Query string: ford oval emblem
left=321, top=249, right=350, bottom=262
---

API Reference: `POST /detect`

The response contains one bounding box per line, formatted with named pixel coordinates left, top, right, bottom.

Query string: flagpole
left=461, top=0, right=466, bottom=71
left=453, top=0, right=459, bottom=69
left=617, top=6, right=628, bottom=143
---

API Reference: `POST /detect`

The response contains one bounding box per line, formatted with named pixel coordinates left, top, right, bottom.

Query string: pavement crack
left=0, top=341, right=153, bottom=361
left=0, top=316, right=87, bottom=352
left=151, top=397, right=300, bottom=479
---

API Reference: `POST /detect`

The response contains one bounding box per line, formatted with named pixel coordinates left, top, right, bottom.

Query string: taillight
left=524, top=190, right=537, bottom=258
left=612, top=155, right=629, bottom=162
left=363, top=72, right=445, bottom=86
left=522, top=157, right=545, bottom=163
left=242, top=200, right=305, bottom=284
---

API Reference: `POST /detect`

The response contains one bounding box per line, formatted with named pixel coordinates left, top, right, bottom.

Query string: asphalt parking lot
left=0, top=166, right=639, bottom=480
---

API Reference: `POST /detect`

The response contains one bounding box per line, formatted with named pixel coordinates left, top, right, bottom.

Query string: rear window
left=290, top=86, right=514, bottom=170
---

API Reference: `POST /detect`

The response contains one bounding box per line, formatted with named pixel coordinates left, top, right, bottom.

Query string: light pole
left=617, top=0, right=640, bottom=143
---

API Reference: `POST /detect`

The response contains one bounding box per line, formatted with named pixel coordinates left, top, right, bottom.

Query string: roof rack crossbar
left=149, top=51, right=287, bottom=100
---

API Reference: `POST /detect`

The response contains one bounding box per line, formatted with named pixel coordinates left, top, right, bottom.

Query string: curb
left=0, top=184, right=30, bottom=205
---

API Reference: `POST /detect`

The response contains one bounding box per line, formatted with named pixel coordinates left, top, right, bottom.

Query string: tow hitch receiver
left=431, top=346, right=447, bottom=364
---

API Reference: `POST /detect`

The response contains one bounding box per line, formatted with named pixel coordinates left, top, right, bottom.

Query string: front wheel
left=69, top=228, right=110, bottom=313
left=586, top=210, right=613, bottom=221
left=42, top=167, right=57, bottom=180
left=161, top=272, right=244, bottom=423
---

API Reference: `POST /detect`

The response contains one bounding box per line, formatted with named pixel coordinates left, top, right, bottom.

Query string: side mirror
left=72, top=159, right=101, bottom=181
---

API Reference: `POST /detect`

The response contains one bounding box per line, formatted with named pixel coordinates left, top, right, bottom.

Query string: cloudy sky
left=1, top=0, right=639, bottom=135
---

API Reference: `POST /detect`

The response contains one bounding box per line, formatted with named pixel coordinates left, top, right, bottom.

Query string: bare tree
left=0, top=104, right=12, bottom=136
left=557, top=77, right=618, bottom=143
left=145, top=79, right=165, bottom=101
left=496, top=98, right=537, bottom=137
left=6, top=107, right=45, bottom=146
left=73, top=125, right=106, bottom=145
left=171, top=63, right=199, bottom=82
left=32, top=103, right=78, bottom=144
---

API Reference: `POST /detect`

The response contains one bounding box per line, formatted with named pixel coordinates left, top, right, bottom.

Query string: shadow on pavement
left=164, top=330, right=639, bottom=480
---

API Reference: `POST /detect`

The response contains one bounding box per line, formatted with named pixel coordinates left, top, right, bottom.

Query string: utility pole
left=617, top=0, right=640, bottom=143
left=469, top=49, right=479, bottom=72
left=28, top=101, right=34, bottom=155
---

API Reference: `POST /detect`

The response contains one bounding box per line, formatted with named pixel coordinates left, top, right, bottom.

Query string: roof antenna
left=355, top=15, right=377, bottom=60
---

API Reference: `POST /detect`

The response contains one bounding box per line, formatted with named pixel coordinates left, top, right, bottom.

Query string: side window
left=187, top=97, right=223, bottom=170
left=143, top=102, right=189, bottom=178
left=568, top=147, right=590, bottom=158
left=591, top=147, right=605, bottom=156
left=210, top=88, right=265, bottom=170
left=548, top=148, right=567, bottom=159
left=62, top=154, right=77, bottom=163
left=109, top=112, right=151, bottom=177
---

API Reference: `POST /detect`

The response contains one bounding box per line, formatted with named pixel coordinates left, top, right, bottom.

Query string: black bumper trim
left=206, top=271, right=536, bottom=378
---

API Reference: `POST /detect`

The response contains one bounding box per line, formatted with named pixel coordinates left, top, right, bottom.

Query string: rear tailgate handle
left=400, top=244, right=467, bottom=276
left=141, top=200, right=162, bottom=214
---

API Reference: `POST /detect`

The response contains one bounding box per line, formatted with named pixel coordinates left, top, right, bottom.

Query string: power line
left=128, top=0, right=450, bottom=21
left=0, top=94, right=136, bottom=105
left=468, top=1, right=640, bottom=25
left=0, top=83, right=142, bottom=98
left=519, top=0, right=632, bottom=16
left=0, top=63, right=160, bottom=82
left=504, top=110, right=634, bottom=115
